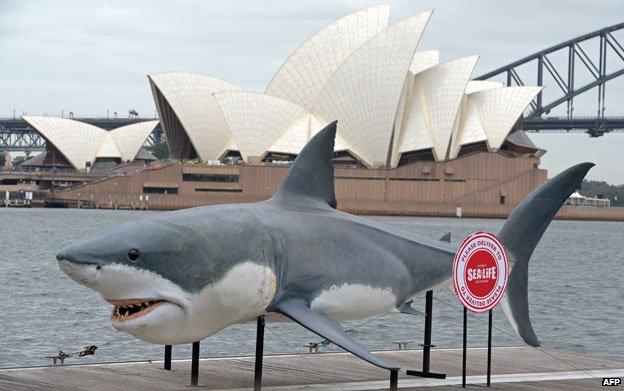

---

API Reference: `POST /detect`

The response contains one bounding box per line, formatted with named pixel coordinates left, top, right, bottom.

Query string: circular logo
left=453, top=231, right=509, bottom=313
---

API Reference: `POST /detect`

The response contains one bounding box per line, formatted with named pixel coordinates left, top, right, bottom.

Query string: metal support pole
left=406, top=290, right=446, bottom=379
left=462, top=307, right=467, bottom=388
left=422, top=290, right=433, bottom=373
left=254, top=315, right=266, bottom=391
left=191, top=341, right=200, bottom=386
left=487, top=310, right=492, bottom=387
left=389, top=369, right=398, bottom=391
left=164, top=345, right=172, bottom=370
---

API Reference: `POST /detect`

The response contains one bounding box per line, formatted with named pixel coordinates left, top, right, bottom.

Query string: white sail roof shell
left=397, top=86, right=432, bottom=154
left=447, top=82, right=505, bottom=158
left=267, top=114, right=328, bottom=155
left=470, top=86, right=542, bottom=150
left=96, top=133, right=122, bottom=158
left=268, top=113, right=314, bottom=155
left=148, top=73, right=242, bottom=161
left=301, top=114, right=353, bottom=152
left=224, top=137, right=238, bottom=152
left=465, top=80, right=504, bottom=94
left=459, top=97, right=488, bottom=143
left=22, top=116, right=104, bottom=169
left=331, top=133, right=354, bottom=153
left=266, top=114, right=355, bottom=155
left=110, top=120, right=160, bottom=161
left=214, top=91, right=307, bottom=160
left=446, top=97, right=486, bottom=159
left=389, top=51, right=440, bottom=166
left=395, top=55, right=478, bottom=161
left=409, top=50, right=440, bottom=74
left=22, top=116, right=157, bottom=169
left=420, top=55, right=478, bottom=160
left=313, top=10, right=433, bottom=167
left=265, top=5, right=390, bottom=110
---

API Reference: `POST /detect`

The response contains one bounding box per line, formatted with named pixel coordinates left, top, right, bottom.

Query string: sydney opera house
left=148, top=5, right=542, bottom=168
left=43, top=5, right=581, bottom=218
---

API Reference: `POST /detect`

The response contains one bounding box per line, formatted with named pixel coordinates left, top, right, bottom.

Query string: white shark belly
left=181, top=262, right=277, bottom=338
left=310, top=283, right=397, bottom=321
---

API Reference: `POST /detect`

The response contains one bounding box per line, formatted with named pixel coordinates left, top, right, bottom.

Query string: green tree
left=581, top=179, right=624, bottom=207
left=152, top=140, right=171, bottom=160
left=0, top=153, right=6, bottom=169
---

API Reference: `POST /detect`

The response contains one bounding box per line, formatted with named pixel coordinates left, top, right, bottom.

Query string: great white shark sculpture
left=57, top=121, right=593, bottom=370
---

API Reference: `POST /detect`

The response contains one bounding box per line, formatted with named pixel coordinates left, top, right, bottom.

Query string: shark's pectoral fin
left=439, top=232, right=451, bottom=242
left=398, top=300, right=424, bottom=316
left=274, top=298, right=400, bottom=370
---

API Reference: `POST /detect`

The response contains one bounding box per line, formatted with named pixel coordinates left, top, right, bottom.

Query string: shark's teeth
left=111, top=300, right=165, bottom=322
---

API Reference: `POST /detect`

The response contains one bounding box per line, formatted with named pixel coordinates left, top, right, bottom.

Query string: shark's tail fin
left=499, top=162, right=594, bottom=347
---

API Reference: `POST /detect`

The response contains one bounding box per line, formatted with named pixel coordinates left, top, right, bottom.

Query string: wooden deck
left=0, top=347, right=622, bottom=390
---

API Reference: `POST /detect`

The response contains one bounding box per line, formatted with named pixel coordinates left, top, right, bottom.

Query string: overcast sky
left=1, top=0, right=622, bottom=183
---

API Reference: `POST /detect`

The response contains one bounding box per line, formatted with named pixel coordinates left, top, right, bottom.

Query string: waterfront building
left=21, top=116, right=159, bottom=171
left=565, top=192, right=611, bottom=207
left=148, top=5, right=543, bottom=168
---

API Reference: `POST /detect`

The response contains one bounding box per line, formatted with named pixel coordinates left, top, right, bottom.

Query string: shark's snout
left=56, top=244, right=105, bottom=288
left=57, top=258, right=100, bottom=288
left=56, top=245, right=104, bottom=267
left=56, top=249, right=68, bottom=262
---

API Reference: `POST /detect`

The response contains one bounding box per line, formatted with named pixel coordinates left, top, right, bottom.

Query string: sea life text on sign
left=453, top=231, right=509, bottom=313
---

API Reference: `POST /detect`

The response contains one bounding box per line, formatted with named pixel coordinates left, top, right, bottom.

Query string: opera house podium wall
left=49, top=151, right=549, bottom=217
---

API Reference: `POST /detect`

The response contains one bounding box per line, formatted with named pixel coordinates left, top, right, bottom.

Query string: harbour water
left=0, top=208, right=622, bottom=367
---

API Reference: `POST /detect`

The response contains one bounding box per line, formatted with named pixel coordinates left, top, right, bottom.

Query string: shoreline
left=4, top=201, right=624, bottom=222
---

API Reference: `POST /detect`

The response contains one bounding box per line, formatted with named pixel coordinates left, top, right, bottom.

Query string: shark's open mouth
left=110, top=299, right=166, bottom=322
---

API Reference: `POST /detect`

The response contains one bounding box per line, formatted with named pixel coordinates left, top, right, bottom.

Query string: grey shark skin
left=57, top=121, right=594, bottom=370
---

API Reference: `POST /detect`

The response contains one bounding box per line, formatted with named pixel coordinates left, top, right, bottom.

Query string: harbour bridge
left=1, top=23, right=623, bottom=153
left=476, top=22, right=624, bottom=137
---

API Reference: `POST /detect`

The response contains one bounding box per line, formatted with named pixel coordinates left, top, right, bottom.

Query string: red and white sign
left=453, top=231, right=509, bottom=313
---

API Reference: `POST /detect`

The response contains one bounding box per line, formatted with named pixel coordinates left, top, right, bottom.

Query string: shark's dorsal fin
left=439, top=232, right=451, bottom=242
left=271, top=121, right=337, bottom=209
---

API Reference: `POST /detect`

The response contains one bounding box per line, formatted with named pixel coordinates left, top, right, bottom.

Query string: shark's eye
left=128, top=249, right=140, bottom=262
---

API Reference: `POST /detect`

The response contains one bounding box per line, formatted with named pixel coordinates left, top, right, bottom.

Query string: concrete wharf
left=0, top=346, right=622, bottom=390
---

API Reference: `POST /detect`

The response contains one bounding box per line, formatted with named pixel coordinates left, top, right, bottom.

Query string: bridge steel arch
left=476, top=22, right=624, bottom=119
